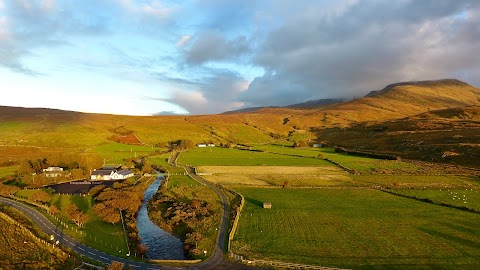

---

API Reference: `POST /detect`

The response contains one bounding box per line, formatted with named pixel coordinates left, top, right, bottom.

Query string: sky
left=0, top=0, right=479, bottom=116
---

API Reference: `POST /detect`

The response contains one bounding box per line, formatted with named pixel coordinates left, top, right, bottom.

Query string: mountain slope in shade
left=286, top=79, right=480, bottom=129
left=222, top=98, right=345, bottom=114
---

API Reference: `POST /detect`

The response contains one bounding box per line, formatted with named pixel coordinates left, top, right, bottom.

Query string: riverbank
left=147, top=174, right=221, bottom=259
left=136, top=175, right=185, bottom=259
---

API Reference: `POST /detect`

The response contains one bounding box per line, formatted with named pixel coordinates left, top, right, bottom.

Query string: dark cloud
left=184, top=31, right=251, bottom=64
left=239, top=0, right=480, bottom=107
left=152, top=111, right=186, bottom=116
left=152, top=71, right=248, bottom=114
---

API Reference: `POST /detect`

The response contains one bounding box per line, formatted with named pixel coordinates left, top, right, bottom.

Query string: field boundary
left=381, top=188, right=480, bottom=214
left=227, top=189, right=244, bottom=252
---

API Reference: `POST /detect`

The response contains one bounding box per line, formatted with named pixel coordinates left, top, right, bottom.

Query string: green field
left=392, top=189, right=480, bottom=211
left=87, top=142, right=163, bottom=164
left=49, top=194, right=129, bottom=256
left=353, top=175, right=480, bottom=188
left=232, top=188, right=480, bottom=269
left=147, top=153, right=186, bottom=174
left=0, top=166, right=18, bottom=178
left=178, top=147, right=332, bottom=166
left=13, top=189, right=129, bottom=257
left=166, top=175, right=201, bottom=188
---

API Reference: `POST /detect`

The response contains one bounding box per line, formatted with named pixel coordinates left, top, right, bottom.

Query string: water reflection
left=137, top=175, right=185, bottom=259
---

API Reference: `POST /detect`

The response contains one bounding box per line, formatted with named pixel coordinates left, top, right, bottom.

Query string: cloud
left=184, top=31, right=251, bottom=64
left=152, top=111, right=186, bottom=116
left=176, top=35, right=191, bottom=47
left=239, top=0, right=480, bottom=107
left=154, top=71, right=249, bottom=114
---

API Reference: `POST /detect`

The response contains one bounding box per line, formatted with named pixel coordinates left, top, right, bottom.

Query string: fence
left=0, top=211, right=69, bottom=258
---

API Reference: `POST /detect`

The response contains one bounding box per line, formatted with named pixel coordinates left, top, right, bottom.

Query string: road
left=0, top=197, right=192, bottom=270
left=183, top=166, right=230, bottom=270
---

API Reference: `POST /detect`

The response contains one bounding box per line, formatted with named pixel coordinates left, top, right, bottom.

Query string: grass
left=150, top=173, right=221, bottom=259
left=49, top=194, right=129, bottom=256
left=391, top=189, right=480, bottom=211
left=353, top=175, right=480, bottom=189
left=179, top=147, right=332, bottom=166
left=232, top=188, right=480, bottom=269
left=87, top=142, right=162, bottom=164
left=0, top=212, right=70, bottom=269
left=198, top=166, right=352, bottom=187
left=0, top=166, right=18, bottom=178
left=147, top=153, right=186, bottom=174
left=14, top=189, right=130, bottom=257
left=166, top=175, right=201, bottom=189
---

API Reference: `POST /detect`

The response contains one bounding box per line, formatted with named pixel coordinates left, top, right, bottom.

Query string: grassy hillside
left=314, top=106, right=480, bottom=168
left=286, top=79, right=480, bottom=129
left=1, top=79, right=479, bottom=168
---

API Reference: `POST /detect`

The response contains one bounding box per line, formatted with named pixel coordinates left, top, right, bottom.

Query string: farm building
left=112, top=169, right=134, bottom=180
left=91, top=169, right=115, bottom=180
left=197, top=143, right=215, bottom=147
left=263, top=202, right=272, bottom=209
left=91, top=168, right=134, bottom=180
left=42, top=167, right=67, bottom=178
left=43, top=167, right=63, bottom=172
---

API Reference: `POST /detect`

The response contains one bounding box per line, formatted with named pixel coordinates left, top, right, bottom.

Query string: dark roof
left=92, top=169, right=115, bottom=176
left=117, top=170, right=132, bottom=175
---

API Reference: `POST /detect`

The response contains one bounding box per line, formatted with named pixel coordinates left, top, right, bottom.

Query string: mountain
left=285, top=79, right=480, bottom=129
left=1, top=79, right=480, bottom=168
left=222, top=98, right=344, bottom=114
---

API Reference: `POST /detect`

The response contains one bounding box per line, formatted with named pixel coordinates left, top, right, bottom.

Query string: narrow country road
left=182, top=166, right=230, bottom=270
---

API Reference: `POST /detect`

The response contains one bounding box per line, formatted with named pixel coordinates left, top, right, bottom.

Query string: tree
left=89, top=185, right=106, bottom=197
left=29, top=190, right=51, bottom=204
left=106, top=261, right=124, bottom=270
left=66, top=204, right=89, bottom=227
left=49, top=205, right=60, bottom=215
left=179, top=139, right=195, bottom=150
left=293, top=141, right=309, bottom=148
left=0, top=184, right=20, bottom=197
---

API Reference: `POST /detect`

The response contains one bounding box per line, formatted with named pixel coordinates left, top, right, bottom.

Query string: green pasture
left=353, top=175, right=480, bottom=188
left=0, top=166, right=18, bottom=178
left=166, top=175, right=201, bottom=189
left=392, top=189, right=480, bottom=211
left=15, top=189, right=39, bottom=198
left=49, top=194, right=129, bottom=256
left=178, top=147, right=332, bottom=166
left=248, top=144, right=425, bottom=174
left=249, top=143, right=326, bottom=157
left=147, top=154, right=186, bottom=174
left=232, top=188, right=480, bottom=269
left=87, top=142, right=162, bottom=164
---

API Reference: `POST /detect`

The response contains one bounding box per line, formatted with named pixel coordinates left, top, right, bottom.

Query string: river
left=136, top=175, right=185, bottom=259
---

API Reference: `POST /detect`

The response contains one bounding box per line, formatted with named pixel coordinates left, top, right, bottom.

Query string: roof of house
left=91, top=169, right=115, bottom=176
left=116, top=169, right=132, bottom=175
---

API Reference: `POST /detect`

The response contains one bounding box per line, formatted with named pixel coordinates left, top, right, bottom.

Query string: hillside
left=314, top=106, right=480, bottom=168
left=1, top=79, right=480, bottom=168
left=282, top=79, right=480, bottom=129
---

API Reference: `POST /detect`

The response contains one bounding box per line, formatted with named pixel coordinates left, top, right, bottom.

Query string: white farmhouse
left=91, top=169, right=115, bottom=180
left=112, top=169, right=134, bottom=180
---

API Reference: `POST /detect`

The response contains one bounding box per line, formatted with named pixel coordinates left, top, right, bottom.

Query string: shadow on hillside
left=244, top=196, right=264, bottom=208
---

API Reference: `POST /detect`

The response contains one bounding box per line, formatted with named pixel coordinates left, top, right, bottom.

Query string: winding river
left=136, top=175, right=185, bottom=260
